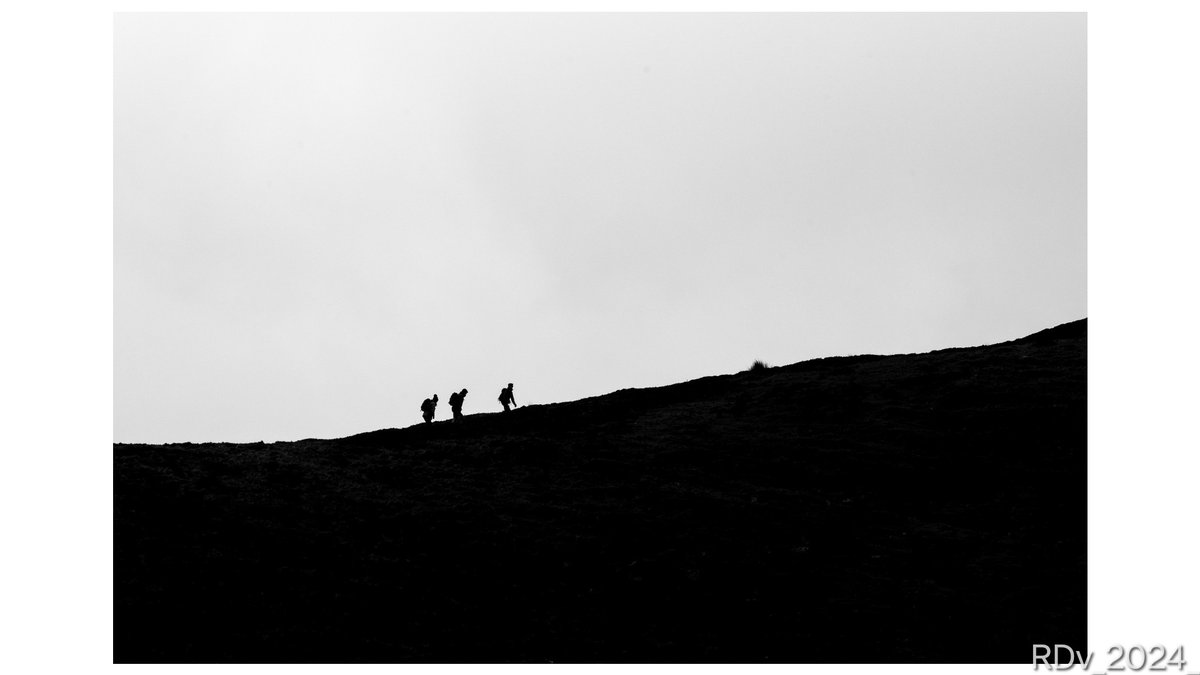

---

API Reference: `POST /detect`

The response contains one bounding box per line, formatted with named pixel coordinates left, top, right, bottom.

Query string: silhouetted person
left=498, top=383, right=517, bottom=412
left=420, top=394, right=438, bottom=423
left=449, top=388, right=468, bottom=421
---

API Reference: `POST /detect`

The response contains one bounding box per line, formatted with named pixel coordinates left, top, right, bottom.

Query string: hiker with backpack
left=498, top=383, right=517, bottom=412
left=449, top=388, right=468, bottom=421
left=420, top=394, right=438, bottom=423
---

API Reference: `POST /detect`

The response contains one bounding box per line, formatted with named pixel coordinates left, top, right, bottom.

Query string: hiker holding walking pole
left=499, top=383, right=517, bottom=412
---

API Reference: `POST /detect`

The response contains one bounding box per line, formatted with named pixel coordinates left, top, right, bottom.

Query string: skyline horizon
left=115, top=314, right=1087, bottom=444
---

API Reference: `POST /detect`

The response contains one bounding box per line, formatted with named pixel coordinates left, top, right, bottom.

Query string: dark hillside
left=115, top=319, right=1086, bottom=663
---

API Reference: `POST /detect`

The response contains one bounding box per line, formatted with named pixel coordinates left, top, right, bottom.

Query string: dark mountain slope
left=115, top=319, right=1086, bottom=663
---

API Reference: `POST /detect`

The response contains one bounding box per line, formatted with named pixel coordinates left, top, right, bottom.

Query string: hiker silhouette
left=499, top=383, right=517, bottom=412
left=449, top=388, right=468, bottom=421
left=420, top=394, right=438, bottom=423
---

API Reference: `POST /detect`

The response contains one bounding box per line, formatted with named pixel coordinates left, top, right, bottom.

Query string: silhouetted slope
left=115, top=319, right=1086, bottom=663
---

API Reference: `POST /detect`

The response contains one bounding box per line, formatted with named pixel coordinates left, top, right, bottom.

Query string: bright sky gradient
left=115, top=13, right=1085, bottom=443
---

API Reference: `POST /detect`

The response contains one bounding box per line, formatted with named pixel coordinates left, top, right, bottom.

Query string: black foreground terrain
left=115, top=320, right=1085, bottom=663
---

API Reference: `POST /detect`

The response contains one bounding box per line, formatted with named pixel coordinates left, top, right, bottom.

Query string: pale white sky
left=115, top=12, right=1085, bottom=443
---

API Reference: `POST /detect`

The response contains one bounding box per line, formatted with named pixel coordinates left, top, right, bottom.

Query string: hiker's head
left=432, top=394, right=438, bottom=402
left=507, top=383, right=513, bottom=389
left=461, top=388, right=468, bottom=395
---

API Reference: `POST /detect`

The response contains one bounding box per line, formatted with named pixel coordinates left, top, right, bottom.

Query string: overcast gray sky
left=115, top=12, right=1085, bottom=444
